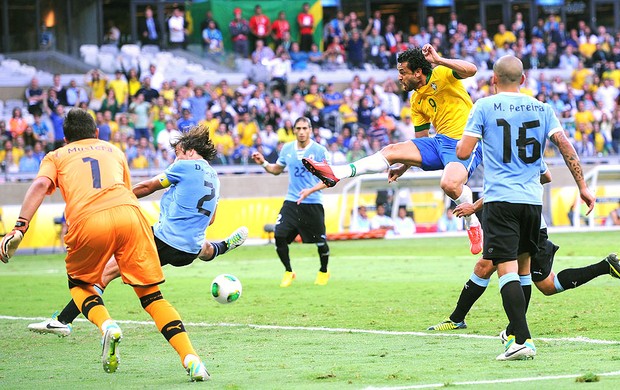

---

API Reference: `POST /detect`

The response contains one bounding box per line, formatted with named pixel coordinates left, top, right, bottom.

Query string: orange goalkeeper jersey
left=38, top=138, right=139, bottom=227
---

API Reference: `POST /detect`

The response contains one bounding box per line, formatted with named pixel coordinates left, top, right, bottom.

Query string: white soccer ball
left=210, top=274, right=242, bottom=304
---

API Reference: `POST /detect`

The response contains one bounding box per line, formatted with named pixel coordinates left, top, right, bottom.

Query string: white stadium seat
left=97, top=53, right=118, bottom=73
left=120, top=44, right=141, bottom=58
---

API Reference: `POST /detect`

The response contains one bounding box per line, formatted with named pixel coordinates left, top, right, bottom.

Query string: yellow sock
left=135, top=286, right=197, bottom=364
left=70, top=284, right=111, bottom=331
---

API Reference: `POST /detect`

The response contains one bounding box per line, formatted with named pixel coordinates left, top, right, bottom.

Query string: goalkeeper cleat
left=301, top=158, right=340, bottom=188
left=467, top=224, right=483, bottom=255
left=280, top=271, right=296, bottom=288
left=184, top=354, right=210, bottom=382
left=101, top=321, right=122, bottom=373
left=28, top=311, right=72, bottom=337
left=0, top=229, right=24, bottom=263
left=606, top=253, right=620, bottom=279
left=500, top=330, right=515, bottom=349
left=427, top=318, right=467, bottom=331
left=496, top=339, right=536, bottom=361
left=314, top=271, right=330, bottom=286
left=225, top=226, right=249, bottom=252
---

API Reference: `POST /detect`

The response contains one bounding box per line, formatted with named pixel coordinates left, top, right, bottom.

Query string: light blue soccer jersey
left=277, top=140, right=329, bottom=204
left=154, top=159, right=220, bottom=254
left=463, top=92, right=562, bottom=204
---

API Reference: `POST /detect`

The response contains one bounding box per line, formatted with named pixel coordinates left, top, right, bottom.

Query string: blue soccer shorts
left=411, top=133, right=482, bottom=178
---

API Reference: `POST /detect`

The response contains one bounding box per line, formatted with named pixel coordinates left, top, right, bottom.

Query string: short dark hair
left=171, top=124, right=217, bottom=161
left=63, top=108, right=97, bottom=142
left=294, top=116, right=312, bottom=128
left=397, top=48, right=432, bottom=76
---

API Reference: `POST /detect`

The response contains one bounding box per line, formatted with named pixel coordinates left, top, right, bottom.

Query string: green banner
left=188, top=0, right=323, bottom=52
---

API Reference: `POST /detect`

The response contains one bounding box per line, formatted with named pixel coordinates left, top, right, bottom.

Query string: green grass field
left=1, top=231, right=619, bottom=389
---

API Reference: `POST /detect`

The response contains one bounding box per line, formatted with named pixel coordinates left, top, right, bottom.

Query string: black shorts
left=275, top=201, right=326, bottom=244
left=530, top=228, right=560, bottom=282
left=482, top=202, right=542, bottom=264
left=154, top=234, right=199, bottom=267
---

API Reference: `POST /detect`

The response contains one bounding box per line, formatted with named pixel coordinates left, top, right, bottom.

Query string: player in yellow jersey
left=303, top=45, right=483, bottom=254
left=0, top=109, right=210, bottom=381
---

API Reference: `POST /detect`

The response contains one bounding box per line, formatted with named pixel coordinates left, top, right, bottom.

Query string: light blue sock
left=553, top=274, right=565, bottom=293
left=519, top=274, right=532, bottom=286
left=499, top=272, right=519, bottom=290
left=471, top=273, right=490, bottom=287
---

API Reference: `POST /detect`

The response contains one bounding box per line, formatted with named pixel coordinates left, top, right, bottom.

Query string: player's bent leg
left=440, top=162, right=482, bottom=255
left=101, top=256, right=121, bottom=288
left=473, top=258, right=496, bottom=279
left=534, top=274, right=558, bottom=296
left=70, top=283, right=111, bottom=330
left=303, top=141, right=422, bottom=187
left=198, top=226, right=249, bottom=261
left=443, top=163, right=482, bottom=254
left=440, top=162, right=469, bottom=201
left=135, top=285, right=209, bottom=380
left=380, top=140, right=424, bottom=167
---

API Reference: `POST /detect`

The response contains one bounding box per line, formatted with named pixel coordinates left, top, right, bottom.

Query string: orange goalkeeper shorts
left=64, top=205, right=164, bottom=287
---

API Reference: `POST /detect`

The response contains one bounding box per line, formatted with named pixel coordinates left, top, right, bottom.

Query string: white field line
left=364, top=370, right=620, bottom=389
left=1, top=315, right=618, bottom=345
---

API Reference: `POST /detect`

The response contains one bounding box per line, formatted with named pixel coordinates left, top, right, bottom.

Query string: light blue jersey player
left=252, top=117, right=332, bottom=287
left=457, top=55, right=595, bottom=362
left=156, top=159, right=220, bottom=254
left=276, top=139, right=329, bottom=205
left=462, top=93, right=562, bottom=204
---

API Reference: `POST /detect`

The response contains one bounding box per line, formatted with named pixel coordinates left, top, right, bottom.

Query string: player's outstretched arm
left=1, top=177, right=53, bottom=262
left=252, top=152, right=284, bottom=175
left=550, top=131, right=596, bottom=215
left=133, top=174, right=166, bottom=198
left=422, top=43, right=477, bottom=79
left=297, top=182, right=327, bottom=204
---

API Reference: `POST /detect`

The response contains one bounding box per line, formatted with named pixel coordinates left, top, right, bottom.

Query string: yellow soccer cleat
left=280, top=271, right=296, bottom=287
left=314, top=271, right=330, bottom=286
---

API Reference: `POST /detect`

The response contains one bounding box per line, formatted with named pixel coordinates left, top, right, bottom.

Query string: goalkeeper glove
left=0, top=217, right=29, bottom=263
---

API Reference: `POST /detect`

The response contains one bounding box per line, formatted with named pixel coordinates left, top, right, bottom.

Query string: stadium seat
left=97, top=53, right=118, bottom=73
left=120, top=44, right=141, bottom=58
left=4, top=99, right=25, bottom=111
left=184, top=63, right=204, bottom=74
left=141, top=44, right=160, bottom=55
left=79, top=45, right=99, bottom=67
left=99, top=44, right=119, bottom=56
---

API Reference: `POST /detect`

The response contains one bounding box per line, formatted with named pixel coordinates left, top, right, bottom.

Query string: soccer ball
left=211, top=274, right=242, bottom=304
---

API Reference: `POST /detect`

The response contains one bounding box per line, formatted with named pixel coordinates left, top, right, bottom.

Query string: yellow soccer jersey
left=409, top=66, right=473, bottom=139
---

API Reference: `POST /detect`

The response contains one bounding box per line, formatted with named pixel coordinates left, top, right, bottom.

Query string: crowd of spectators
left=2, top=9, right=620, bottom=181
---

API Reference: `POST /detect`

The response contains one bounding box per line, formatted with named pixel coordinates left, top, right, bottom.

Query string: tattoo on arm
left=551, top=132, right=584, bottom=184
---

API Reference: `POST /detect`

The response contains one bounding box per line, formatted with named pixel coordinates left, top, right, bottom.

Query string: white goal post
left=338, top=170, right=447, bottom=232
left=572, top=165, right=620, bottom=228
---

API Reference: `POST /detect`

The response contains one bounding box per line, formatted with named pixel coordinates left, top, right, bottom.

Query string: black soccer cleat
left=606, top=253, right=620, bottom=279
